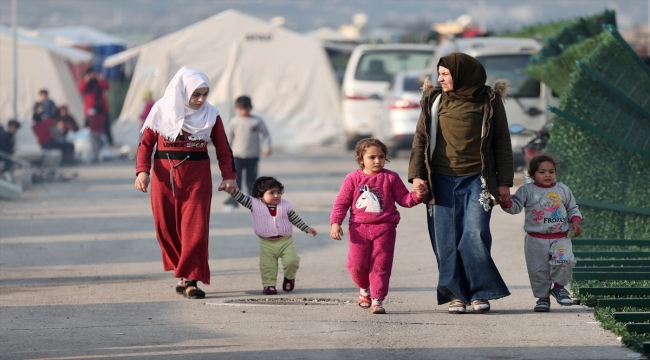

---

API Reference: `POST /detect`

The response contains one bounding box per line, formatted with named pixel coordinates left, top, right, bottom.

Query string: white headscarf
left=141, top=66, right=218, bottom=141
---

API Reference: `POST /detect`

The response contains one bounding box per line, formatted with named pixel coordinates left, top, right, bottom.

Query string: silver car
left=374, top=70, right=429, bottom=153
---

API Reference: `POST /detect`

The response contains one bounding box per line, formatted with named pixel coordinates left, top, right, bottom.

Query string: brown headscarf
left=438, top=52, right=489, bottom=103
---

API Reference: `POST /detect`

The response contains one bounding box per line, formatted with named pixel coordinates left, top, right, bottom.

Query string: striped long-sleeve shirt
left=231, top=191, right=311, bottom=237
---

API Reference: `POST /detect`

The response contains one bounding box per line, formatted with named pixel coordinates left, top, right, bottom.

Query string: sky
left=0, top=0, right=648, bottom=42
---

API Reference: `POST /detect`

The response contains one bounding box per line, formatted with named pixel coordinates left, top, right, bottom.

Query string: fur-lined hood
left=422, top=77, right=510, bottom=100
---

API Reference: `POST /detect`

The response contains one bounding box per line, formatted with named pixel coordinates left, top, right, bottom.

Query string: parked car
left=428, top=37, right=558, bottom=167
left=373, top=69, right=429, bottom=153
left=341, top=44, right=435, bottom=149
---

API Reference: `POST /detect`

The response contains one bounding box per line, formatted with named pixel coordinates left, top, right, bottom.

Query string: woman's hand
left=135, top=172, right=150, bottom=193
left=497, top=185, right=511, bottom=204
left=218, top=179, right=239, bottom=194
left=569, top=221, right=581, bottom=237
left=412, top=178, right=429, bottom=198
left=330, top=223, right=343, bottom=240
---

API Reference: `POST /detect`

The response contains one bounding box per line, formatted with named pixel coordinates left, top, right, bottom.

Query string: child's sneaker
left=550, top=287, right=573, bottom=306
left=448, top=298, right=466, bottom=314
left=534, top=297, right=551, bottom=312
left=370, top=299, right=385, bottom=314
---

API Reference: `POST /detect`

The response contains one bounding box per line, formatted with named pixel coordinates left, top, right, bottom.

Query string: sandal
left=357, top=292, right=371, bottom=309
left=183, top=280, right=205, bottom=299
left=175, top=279, right=186, bottom=295
left=263, top=286, right=277, bottom=295
left=282, top=277, right=295, bottom=292
left=371, top=304, right=386, bottom=314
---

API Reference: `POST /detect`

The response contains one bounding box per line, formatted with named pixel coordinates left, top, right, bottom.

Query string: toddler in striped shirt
left=227, top=176, right=317, bottom=294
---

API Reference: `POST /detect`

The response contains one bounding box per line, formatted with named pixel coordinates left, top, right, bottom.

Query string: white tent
left=106, top=10, right=343, bottom=149
left=30, top=25, right=127, bottom=47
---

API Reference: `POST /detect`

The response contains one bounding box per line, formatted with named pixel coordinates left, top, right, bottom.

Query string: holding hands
left=218, top=179, right=239, bottom=194
left=412, top=178, right=429, bottom=199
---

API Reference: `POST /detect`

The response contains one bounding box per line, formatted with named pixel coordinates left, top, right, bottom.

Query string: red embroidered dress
left=136, top=116, right=236, bottom=284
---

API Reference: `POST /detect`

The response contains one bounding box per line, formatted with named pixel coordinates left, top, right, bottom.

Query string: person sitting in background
left=139, top=89, right=155, bottom=129
left=32, top=103, right=75, bottom=165
left=0, top=119, right=21, bottom=172
left=56, top=105, right=79, bottom=136
left=38, top=89, right=59, bottom=119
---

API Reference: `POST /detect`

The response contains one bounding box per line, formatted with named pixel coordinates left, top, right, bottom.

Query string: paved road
left=0, top=147, right=642, bottom=359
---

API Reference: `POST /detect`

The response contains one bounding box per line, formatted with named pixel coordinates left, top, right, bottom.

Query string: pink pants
left=347, top=222, right=397, bottom=300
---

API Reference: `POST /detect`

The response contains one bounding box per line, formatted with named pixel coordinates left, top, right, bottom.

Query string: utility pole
left=11, top=0, right=18, bottom=121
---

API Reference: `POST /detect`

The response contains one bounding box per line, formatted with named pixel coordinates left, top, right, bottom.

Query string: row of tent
left=1, top=9, right=346, bottom=152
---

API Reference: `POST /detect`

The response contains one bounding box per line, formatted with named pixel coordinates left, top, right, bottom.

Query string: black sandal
left=183, top=280, right=205, bottom=299
left=175, top=279, right=186, bottom=295
left=282, top=277, right=295, bottom=292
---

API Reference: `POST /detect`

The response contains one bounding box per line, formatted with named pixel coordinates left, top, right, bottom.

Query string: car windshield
left=403, top=74, right=427, bottom=92
left=355, top=51, right=433, bottom=82
left=476, top=54, right=540, bottom=97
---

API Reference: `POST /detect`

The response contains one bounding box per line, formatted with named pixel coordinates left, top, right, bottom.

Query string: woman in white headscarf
left=135, top=66, right=238, bottom=299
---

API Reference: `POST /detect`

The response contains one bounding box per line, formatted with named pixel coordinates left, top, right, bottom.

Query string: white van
left=341, top=44, right=435, bottom=149
left=428, top=37, right=558, bottom=166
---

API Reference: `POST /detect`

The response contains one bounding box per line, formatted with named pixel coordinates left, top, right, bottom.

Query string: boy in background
left=224, top=95, right=272, bottom=211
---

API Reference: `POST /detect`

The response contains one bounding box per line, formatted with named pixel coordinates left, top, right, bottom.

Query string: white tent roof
left=111, top=9, right=343, bottom=149
left=0, top=25, right=92, bottom=63
left=0, top=26, right=90, bottom=156
left=31, top=25, right=127, bottom=47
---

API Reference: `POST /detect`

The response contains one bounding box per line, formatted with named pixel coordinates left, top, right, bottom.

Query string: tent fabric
left=31, top=25, right=127, bottom=47
left=111, top=10, right=343, bottom=148
left=0, top=28, right=89, bottom=156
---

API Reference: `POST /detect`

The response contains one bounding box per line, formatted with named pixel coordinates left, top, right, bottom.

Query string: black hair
left=7, top=119, right=20, bottom=129
left=527, top=154, right=557, bottom=178
left=355, top=138, right=390, bottom=168
left=235, top=95, right=252, bottom=109
left=85, top=67, right=96, bottom=75
left=251, top=176, right=284, bottom=198
left=39, top=89, right=48, bottom=95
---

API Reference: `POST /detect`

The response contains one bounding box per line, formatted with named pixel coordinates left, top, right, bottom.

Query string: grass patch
left=594, top=306, right=650, bottom=354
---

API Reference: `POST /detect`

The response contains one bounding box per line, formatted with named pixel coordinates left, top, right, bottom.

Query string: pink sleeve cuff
left=501, top=201, right=512, bottom=209
left=571, top=216, right=581, bottom=223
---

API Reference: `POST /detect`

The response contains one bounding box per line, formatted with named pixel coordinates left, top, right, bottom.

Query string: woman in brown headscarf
left=408, top=52, right=513, bottom=313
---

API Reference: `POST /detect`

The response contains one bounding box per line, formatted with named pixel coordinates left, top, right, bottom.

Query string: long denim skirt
left=427, top=173, right=510, bottom=305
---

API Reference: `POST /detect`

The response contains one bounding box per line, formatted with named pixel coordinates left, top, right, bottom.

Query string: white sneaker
left=472, top=299, right=491, bottom=312
left=448, top=299, right=466, bottom=314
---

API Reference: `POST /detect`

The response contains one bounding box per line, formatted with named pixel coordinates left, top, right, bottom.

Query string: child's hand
left=330, top=223, right=343, bottom=240
left=569, top=221, right=581, bottom=237
left=307, top=228, right=317, bottom=236
left=264, top=150, right=272, bottom=157
left=134, top=172, right=150, bottom=193
left=415, top=187, right=428, bottom=199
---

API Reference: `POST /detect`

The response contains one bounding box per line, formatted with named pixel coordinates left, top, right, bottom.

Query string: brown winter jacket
left=408, top=78, right=514, bottom=205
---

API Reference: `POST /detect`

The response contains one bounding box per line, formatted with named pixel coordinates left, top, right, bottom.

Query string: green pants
left=259, top=236, right=300, bottom=287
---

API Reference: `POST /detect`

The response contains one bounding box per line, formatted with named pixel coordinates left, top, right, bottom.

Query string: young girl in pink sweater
left=330, top=139, right=425, bottom=314
left=228, top=177, right=317, bottom=295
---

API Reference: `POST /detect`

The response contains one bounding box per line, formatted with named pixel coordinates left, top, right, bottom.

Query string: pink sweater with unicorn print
left=330, top=169, right=422, bottom=226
